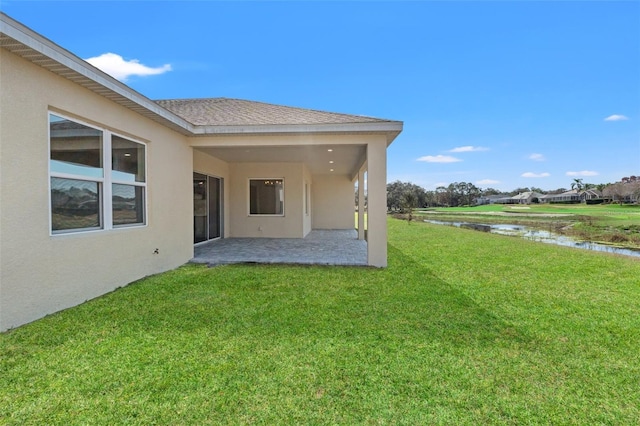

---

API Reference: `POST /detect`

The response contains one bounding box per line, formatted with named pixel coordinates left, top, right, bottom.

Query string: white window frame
left=48, top=112, right=147, bottom=235
left=247, top=178, right=285, bottom=217
left=110, top=131, right=147, bottom=229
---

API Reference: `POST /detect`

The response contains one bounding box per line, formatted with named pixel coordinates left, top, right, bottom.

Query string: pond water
left=424, top=220, right=640, bottom=258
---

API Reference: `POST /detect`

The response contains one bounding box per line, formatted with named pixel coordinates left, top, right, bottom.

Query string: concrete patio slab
left=192, top=229, right=367, bottom=266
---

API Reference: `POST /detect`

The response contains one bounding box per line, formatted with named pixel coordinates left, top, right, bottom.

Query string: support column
left=366, top=139, right=387, bottom=267
left=357, top=166, right=365, bottom=241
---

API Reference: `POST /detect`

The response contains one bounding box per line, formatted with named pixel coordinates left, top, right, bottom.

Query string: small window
left=249, top=179, right=284, bottom=215
left=111, top=135, right=146, bottom=227
left=50, top=114, right=103, bottom=178
left=112, top=184, right=145, bottom=226
left=112, top=135, right=145, bottom=183
left=51, top=177, right=101, bottom=231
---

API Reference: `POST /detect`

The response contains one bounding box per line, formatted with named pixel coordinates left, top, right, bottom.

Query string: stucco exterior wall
left=311, top=174, right=355, bottom=230
left=365, top=138, right=388, bottom=267
left=0, top=50, right=193, bottom=331
left=228, top=162, right=306, bottom=238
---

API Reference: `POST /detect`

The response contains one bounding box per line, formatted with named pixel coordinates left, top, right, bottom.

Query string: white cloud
left=566, top=170, right=599, bottom=177
left=85, top=53, right=172, bottom=81
left=449, top=146, right=489, bottom=153
left=416, top=155, right=462, bottom=163
left=604, top=114, right=629, bottom=122
left=476, top=179, right=500, bottom=185
left=521, top=172, right=550, bottom=178
left=529, top=153, right=546, bottom=161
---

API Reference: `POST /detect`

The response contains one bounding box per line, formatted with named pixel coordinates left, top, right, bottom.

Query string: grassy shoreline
left=1, top=219, right=639, bottom=424
left=414, top=203, right=640, bottom=249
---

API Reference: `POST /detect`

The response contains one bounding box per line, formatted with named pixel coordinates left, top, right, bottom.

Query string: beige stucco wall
left=365, top=138, right=388, bottom=267
left=0, top=50, right=193, bottom=331
left=311, top=174, right=356, bottom=230
left=228, top=162, right=307, bottom=238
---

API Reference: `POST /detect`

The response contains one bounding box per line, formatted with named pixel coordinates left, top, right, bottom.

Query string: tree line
left=385, top=178, right=639, bottom=210
left=386, top=181, right=484, bottom=210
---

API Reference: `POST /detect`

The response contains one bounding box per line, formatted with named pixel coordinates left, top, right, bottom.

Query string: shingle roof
left=154, top=98, right=396, bottom=127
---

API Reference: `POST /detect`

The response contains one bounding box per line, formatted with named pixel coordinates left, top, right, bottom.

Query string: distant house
left=494, top=191, right=542, bottom=205
left=541, top=189, right=603, bottom=204
left=579, top=189, right=603, bottom=202
left=541, top=189, right=581, bottom=203
left=0, top=14, right=402, bottom=331
left=603, top=180, right=640, bottom=203
left=494, top=195, right=517, bottom=204
left=512, top=191, right=543, bottom=204
left=474, top=195, right=505, bottom=205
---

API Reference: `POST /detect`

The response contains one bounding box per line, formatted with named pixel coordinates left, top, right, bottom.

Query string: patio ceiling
left=195, top=144, right=366, bottom=176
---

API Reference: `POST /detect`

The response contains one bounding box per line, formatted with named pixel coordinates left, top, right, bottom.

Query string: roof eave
left=0, top=13, right=195, bottom=136
left=193, top=121, right=403, bottom=142
left=2, top=12, right=404, bottom=143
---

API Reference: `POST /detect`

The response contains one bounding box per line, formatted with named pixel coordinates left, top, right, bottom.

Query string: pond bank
left=424, top=219, right=640, bottom=258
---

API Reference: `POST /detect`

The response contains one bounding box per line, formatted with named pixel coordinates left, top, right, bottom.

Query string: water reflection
left=424, top=220, right=640, bottom=258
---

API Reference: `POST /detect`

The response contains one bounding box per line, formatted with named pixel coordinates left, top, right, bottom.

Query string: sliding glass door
left=194, top=172, right=222, bottom=244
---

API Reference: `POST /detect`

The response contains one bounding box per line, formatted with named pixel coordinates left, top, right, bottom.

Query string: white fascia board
left=192, top=121, right=403, bottom=136
left=1, top=13, right=194, bottom=134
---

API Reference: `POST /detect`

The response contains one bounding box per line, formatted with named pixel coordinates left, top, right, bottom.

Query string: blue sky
left=4, top=1, right=639, bottom=192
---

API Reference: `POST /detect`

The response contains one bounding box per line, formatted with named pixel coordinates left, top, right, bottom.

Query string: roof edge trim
left=1, top=13, right=403, bottom=143
left=1, top=13, right=195, bottom=133
left=192, top=121, right=404, bottom=136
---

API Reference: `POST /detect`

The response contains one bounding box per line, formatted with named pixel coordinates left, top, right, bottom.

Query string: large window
left=249, top=179, right=284, bottom=215
left=49, top=113, right=146, bottom=233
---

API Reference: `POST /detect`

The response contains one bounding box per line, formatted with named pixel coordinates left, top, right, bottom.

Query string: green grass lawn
left=2, top=219, right=639, bottom=424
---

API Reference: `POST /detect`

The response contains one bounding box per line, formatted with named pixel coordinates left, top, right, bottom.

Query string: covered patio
left=192, top=229, right=367, bottom=266
left=176, top=98, right=401, bottom=268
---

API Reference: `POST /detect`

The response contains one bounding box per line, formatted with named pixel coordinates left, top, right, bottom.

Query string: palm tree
left=401, top=190, right=418, bottom=222
left=571, top=178, right=584, bottom=192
